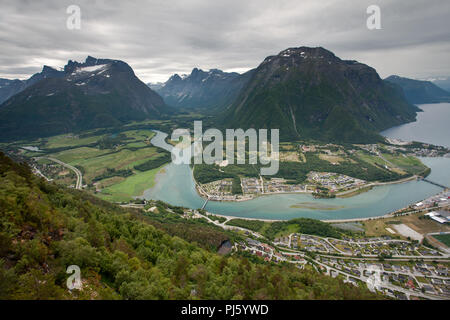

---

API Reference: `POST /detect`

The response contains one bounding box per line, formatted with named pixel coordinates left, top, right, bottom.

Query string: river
left=143, top=103, right=450, bottom=220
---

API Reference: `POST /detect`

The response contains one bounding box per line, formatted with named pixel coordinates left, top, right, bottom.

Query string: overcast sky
left=0, top=0, right=449, bottom=83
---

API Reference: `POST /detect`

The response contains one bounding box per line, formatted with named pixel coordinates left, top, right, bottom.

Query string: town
left=194, top=139, right=449, bottom=202
left=150, top=188, right=450, bottom=301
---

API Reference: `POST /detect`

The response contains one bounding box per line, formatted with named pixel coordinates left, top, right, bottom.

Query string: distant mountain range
left=0, top=66, right=65, bottom=104
left=149, top=68, right=254, bottom=110
left=221, top=47, right=419, bottom=142
left=0, top=56, right=167, bottom=141
left=0, top=47, right=432, bottom=144
left=430, top=77, right=450, bottom=92
left=385, top=75, right=450, bottom=104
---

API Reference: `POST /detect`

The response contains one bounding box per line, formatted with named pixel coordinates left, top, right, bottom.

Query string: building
left=425, top=211, right=450, bottom=224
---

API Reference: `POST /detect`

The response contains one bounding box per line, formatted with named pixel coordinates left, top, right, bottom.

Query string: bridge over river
left=421, top=178, right=448, bottom=190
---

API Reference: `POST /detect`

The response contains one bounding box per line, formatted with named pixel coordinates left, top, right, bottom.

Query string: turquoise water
left=143, top=103, right=450, bottom=220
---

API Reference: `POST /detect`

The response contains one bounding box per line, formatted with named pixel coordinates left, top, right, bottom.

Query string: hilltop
left=221, top=47, right=419, bottom=143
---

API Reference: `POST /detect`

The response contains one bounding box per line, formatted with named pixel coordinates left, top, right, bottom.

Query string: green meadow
left=98, top=165, right=163, bottom=202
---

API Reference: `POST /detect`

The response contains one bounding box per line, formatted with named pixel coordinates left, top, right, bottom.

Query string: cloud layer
left=1, top=0, right=449, bottom=82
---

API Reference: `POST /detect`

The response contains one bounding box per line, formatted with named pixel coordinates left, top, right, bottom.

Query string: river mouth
left=145, top=105, right=450, bottom=221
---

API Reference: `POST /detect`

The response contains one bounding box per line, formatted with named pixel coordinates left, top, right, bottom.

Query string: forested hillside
left=222, top=47, right=418, bottom=142
left=0, top=152, right=380, bottom=299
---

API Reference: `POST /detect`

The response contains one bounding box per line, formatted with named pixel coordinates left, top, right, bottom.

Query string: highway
left=46, top=157, right=83, bottom=189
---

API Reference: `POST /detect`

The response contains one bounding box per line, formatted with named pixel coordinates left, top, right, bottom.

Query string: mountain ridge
left=0, top=56, right=167, bottom=141
left=385, top=75, right=450, bottom=104
left=221, top=46, right=419, bottom=143
left=152, top=67, right=254, bottom=110
left=0, top=65, right=65, bottom=104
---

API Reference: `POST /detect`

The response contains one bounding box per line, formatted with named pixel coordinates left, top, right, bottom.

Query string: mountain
left=0, top=79, right=27, bottom=105
left=430, top=77, right=450, bottom=92
left=147, top=82, right=164, bottom=91
left=0, top=66, right=64, bottom=104
left=385, top=75, right=450, bottom=104
left=0, top=56, right=167, bottom=141
left=153, top=68, right=254, bottom=110
left=222, top=47, right=419, bottom=143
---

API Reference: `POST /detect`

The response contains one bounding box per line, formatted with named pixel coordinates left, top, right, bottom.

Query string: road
left=184, top=210, right=450, bottom=299
left=335, top=174, right=417, bottom=197
left=46, top=157, right=83, bottom=189
left=310, top=258, right=442, bottom=300
left=194, top=211, right=264, bottom=238
left=32, top=165, right=52, bottom=182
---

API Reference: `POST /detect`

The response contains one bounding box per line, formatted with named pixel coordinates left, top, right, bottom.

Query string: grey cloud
left=0, top=0, right=449, bottom=82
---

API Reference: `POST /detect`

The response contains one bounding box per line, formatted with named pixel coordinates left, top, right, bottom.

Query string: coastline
left=146, top=129, right=448, bottom=224
left=203, top=209, right=396, bottom=223
left=194, top=172, right=420, bottom=203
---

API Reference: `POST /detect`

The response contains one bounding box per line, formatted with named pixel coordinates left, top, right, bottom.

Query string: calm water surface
left=144, top=103, right=450, bottom=220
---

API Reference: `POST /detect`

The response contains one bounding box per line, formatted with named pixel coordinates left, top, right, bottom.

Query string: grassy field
left=381, top=153, right=428, bottom=175
left=23, top=128, right=169, bottom=202
left=355, top=150, right=431, bottom=176
left=432, top=234, right=450, bottom=247
left=44, top=134, right=101, bottom=149
left=318, top=154, right=345, bottom=164
left=51, top=147, right=111, bottom=164
left=71, top=147, right=161, bottom=181
left=97, top=165, right=164, bottom=202
left=355, top=151, right=385, bottom=167
left=362, top=212, right=450, bottom=238
left=45, top=129, right=159, bottom=180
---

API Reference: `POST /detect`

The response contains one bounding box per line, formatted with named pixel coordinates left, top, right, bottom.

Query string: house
left=406, top=279, right=415, bottom=289
left=422, top=284, right=435, bottom=293
left=435, top=268, right=448, bottom=277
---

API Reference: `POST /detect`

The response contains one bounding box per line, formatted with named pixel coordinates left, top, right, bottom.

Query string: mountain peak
left=42, top=65, right=57, bottom=72
left=85, top=55, right=99, bottom=65
left=0, top=56, right=166, bottom=141
left=278, top=46, right=337, bottom=59
left=168, top=74, right=182, bottom=82
left=223, top=46, right=417, bottom=143
left=155, top=67, right=253, bottom=109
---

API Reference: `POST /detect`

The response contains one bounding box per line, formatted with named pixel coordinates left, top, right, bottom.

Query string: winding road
left=46, top=157, right=83, bottom=189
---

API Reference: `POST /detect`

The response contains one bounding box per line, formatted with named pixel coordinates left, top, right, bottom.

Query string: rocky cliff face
left=154, top=68, right=254, bottom=110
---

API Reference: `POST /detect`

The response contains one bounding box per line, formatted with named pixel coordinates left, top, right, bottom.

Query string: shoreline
left=204, top=209, right=396, bottom=224
left=194, top=173, right=420, bottom=203
left=146, top=131, right=446, bottom=224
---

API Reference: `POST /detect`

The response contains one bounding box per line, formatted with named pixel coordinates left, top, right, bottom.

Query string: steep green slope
left=0, top=152, right=380, bottom=299
left=0, top=57, right=168, bottom=141
left=222, top=47, right=419, bottom=143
